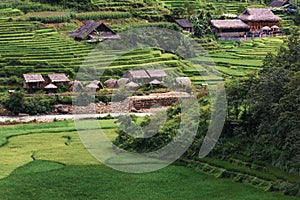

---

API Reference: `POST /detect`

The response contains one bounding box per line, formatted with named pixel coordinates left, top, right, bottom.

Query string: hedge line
left=75, top=12, right=132, bottom=20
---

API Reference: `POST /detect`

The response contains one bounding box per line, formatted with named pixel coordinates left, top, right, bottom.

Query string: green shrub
left=23, top=96, right=54, bottom=115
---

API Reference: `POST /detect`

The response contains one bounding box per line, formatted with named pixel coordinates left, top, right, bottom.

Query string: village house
left=116, top=78, right=130, bottom=88
left=86, top=80, right=104, bottom=91
left=47, top=73, right=70, bottom=89
left=268, top=0, right=295, bottom=13
left=210, top=19, right=250, bottom=39
left=125, top=81, right=139, bottom=88
left=211, top=8, right=282, bottom=40
left=174, top=77, right=191, bottom=87
left=174, top=19, right=194, bottom=32
left=104, top=78, right=117, bottom=88
left=44, top=83, right=57, bottom=94
left=23, top=74, right=45, bottom=89
left=149, top=79, right=162, bottom=86
left=47, top=73, right=69, bottom=83
left=269, top=0, right=291, bottom=8
left=238, top=8, right=281, bottom=31
left=146, top=69, right=167, bottom=81
left=69, top=80, right=84, bottom=92
left=69, top=20, right=119, bottom=43
left=127, top=70, right=150, bottom=83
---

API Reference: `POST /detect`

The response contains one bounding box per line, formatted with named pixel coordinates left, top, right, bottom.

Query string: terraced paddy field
left=210, top=37, right=285, bottom=77
left=0, top=18, right=222, bottom=91
left=159, top=0, right=263, bottom=15
left=0, top=121, right=298, bottom=200
left=0, top=7, right=288, bottom=92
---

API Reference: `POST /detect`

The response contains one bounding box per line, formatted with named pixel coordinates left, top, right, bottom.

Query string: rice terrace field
left=0, top=0, right=299, bottom=199
left=0, top=121, right=298, bottom=200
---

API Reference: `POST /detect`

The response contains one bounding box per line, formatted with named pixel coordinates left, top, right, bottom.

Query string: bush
left=95, top=93, right=111, bottom=104
left=23, top=97, right=54, bottom=115
left=55, top=95, right=72, bottom=105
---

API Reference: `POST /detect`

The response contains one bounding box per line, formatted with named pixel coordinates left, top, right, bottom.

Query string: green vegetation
left=0, top=0, right=299, bottom=198
left=1, top=164, right=299, bottom=200
left=112, top=31, right=300, bottom=197
left=0, top=121, right=299, bottom=200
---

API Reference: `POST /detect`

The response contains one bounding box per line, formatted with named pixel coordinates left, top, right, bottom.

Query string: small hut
left=86, top=83, right=99, bottom=91
left=104, top=78, right=117, bottom=88
left=44, top=83, right=57, bottom=94
left=146, top=69, right=167, bottom=81
left=127, top=70, right=150, bottom=83
left=116, top=78, right=129, bottom=88
left=174, top=19, right=194, bottom=32
left=149, top=79, right=162, bottom=86
left=174, top=77, right=191, bottom=86
left=47, top=73, right=70, bottom=89
left=69, top=20, right=119, bottom=42
left=125, top=81, right=139, bottom=88
left=69, top=80, right=84, bottom=92
left=23, top=74, right=45, bottom=89
left=90, top=80, right=104, bottom=89
left=210, top=19, right=250, bottom=38
left=268, top=0, right=290, bottom=8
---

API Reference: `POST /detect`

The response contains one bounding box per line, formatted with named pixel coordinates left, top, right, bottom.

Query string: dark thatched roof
left=174, top=19, right=192, bottom=28
left=128, top=70, right=150, bottom=79
left=23, top=74, right=45, bottom=83
left=210, top=19, right=249, bottom=29
left=238, top=8, right=281, bottom=22
left=69, top=20, right=117, bottom=40
left=268, top=0, right=290, bottom=7
left=146, top=69, right=167, bottom=79
left=90, top=80, right=104, bottom=89
left=48, top=73, right=69, bottom=82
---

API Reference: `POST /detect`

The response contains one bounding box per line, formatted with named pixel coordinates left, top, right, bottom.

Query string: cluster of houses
left=22, top=70, right=192, bottom=94
left=68, top=6, right=285, bottom=42
left=69, top=19, right=194, bottom=43
left=23, top=73, right=70, bottom=93
left=104, top=69, right=192, bottom=88
left=210, top=8, right=283, bottom=40
left=69, top=20, right=119, bottom=43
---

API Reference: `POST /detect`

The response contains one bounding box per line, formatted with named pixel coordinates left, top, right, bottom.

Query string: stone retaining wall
left=129, top=92, right=192, bottom=110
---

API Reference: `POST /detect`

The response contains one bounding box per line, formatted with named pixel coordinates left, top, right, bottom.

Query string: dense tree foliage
left=3, top=93, right=55, bottom=115
left=114, top=29, right=300, bottom=196
left=222, top=29, right=300, bottom=174
left=2, top=92, right=24, bottom=115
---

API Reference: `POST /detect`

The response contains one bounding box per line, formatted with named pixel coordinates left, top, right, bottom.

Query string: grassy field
left=1, top=164, right=299, bottom=200
left=0, top=121, right=299, bottom=199
left=0, top=120, right=115, bottom=178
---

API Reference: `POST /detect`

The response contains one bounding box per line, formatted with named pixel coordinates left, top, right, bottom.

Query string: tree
left=248, top=29, right=300, bottom=169
left=190, top=12, right=213, bottom=38
left=3, top=92, right=24, bottom=115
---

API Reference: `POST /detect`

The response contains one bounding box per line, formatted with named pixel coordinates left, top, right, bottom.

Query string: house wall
left=24, top=82, right=42, bottom=89
left=247, top=21, right=280, bottom=30
left=218, top=32, right=248, bottom=37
